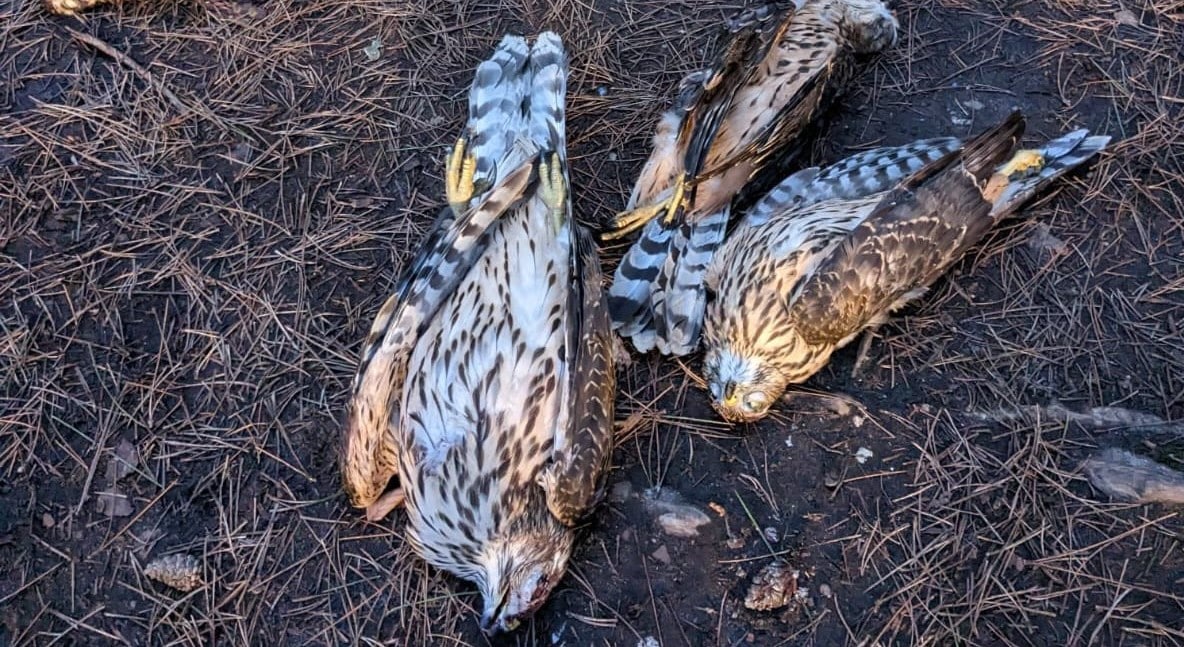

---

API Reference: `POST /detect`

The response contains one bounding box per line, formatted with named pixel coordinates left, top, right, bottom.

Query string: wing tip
left=958, top=110, right=1027, bottom=179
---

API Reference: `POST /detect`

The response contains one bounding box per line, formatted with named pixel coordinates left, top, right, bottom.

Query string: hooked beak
left=479, top=592, right=520, bottom=635
left=712, top=381, right=771, bottom=424
left=721, top=381, right=739, bottom=409
left=715, top=379, right=734, bottom=405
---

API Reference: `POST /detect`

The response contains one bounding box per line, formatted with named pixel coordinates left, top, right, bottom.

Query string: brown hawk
left=340, top=32, right=615, bottom=634
left=606, top=0, right=899, bottom=356
left=701, top=111, right=1110, bottom=422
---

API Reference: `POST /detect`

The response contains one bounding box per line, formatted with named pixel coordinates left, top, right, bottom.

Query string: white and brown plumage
left=701, top=112, right=1110, bottom=422
left=607, top=0, right=899, bottom=356
left=340, top=33, right=615, bottom=634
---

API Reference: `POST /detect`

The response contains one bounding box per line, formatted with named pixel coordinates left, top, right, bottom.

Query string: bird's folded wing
left=541, top=227, right=616, bottom=527
left=697, top=62, right=829, bottom=183
left=681, top=9, right=795, bottom=187
left=786, top=172, right=990, bottom=347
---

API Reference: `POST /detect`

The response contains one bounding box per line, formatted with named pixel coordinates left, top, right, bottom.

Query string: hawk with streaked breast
left=607, top=0, right=900, bottom=356
left=701, top=112, right=1110, bottom=422
left=340, top=32, right=615, bottom=634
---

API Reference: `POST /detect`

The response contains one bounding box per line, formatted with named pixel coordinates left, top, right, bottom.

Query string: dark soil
left=2, top=1, right=1181, bottom=646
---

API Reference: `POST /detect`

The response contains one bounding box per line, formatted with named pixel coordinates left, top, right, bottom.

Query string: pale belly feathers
left=398, top=191, right=571, bottom=575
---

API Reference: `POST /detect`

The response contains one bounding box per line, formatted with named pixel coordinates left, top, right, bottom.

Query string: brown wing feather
left=687, top=1, right=879, bottom=215
left=787, top=113, right=1026, bottom=346
left=625, top=6, right=788, bottom=214
left=680, top=9, right=798, bottom=179
left=540, top=227, right=616, bottom=526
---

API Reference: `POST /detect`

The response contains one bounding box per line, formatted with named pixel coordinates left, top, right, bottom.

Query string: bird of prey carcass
left=700, top=111, right=1110, bottom=422
left=340, top=32, right=615, bottom=634
left=606, top=0, right=900, bottom=356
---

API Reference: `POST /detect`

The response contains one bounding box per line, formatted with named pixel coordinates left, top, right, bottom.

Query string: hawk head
left=340, top=350, right=402, bottom=520
left=838, top=0, right=899, bottom=54
left=476, top=525, right=574, bottom=635
left=702, top=345, right=787, bottom=423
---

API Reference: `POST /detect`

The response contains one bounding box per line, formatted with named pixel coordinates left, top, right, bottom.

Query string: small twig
left=732, top=491, right=777, bottom=557
left=65, top=28, right=190, bottom=115
left=64, top=27, right=236, bottom=138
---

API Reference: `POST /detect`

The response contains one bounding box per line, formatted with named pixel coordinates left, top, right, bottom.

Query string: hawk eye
left=531, top=575, right=549, bottom=601
left=742, top=392, right=769, bottom=413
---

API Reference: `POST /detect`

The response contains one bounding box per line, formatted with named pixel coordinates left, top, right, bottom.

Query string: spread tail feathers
left=653, top=208, right=729, bottom=355
left=608, top=218, right=670, bottom=345
left=607, top=207, right=728, bottom=356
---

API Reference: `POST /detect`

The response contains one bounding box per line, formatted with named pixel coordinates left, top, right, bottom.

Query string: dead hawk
left=607, top=0, right=899, bottom=356
left=701, top=112, right=1110, bottom=422
left=340, top=33, right=615, bottom=634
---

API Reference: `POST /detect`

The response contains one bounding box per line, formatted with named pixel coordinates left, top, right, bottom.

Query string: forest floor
left=2, top=0, right=1182, bottom=645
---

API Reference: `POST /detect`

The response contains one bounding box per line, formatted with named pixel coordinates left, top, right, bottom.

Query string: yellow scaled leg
left=538, top=152, right=567, bottom=231
left=984, top=149, right=1046, bottom=202
left=445, top=135, right=479, bottom=216
left=602, top=199, right=670, bottom=240
left=998, top=149, right=1045, bottom=178
left=602, top=174, right=688, bottom=240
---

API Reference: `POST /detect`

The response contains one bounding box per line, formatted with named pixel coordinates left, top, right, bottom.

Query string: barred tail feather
left=989, top=130, right=1111, bottom=219
left=814, top=137, right=963, bottom=195
left=654, top=208, right=729, bottom=356
left=741, top=137, right=963, bottom=229
left=741, top=167, right=820, bottom=228
left=608, top=218, right=672, bottom=335
left=528, top=31, right=568, bottom=156
left=467, top=35, right=531, bottom=188
left=632, top=296, right=661, bottom=353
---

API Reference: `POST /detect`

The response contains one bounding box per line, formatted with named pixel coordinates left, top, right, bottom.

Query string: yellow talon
left=998, top=149, right=1045, bottom=179
left=602, top=175, right=689, bottom=241
left=662, top=175, right=687, bottom=226
left=538, top=152, right=567, bottom=230
left=603, top=199, right=669, bottom=240
left=446, top=135, right=478, bottom=216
